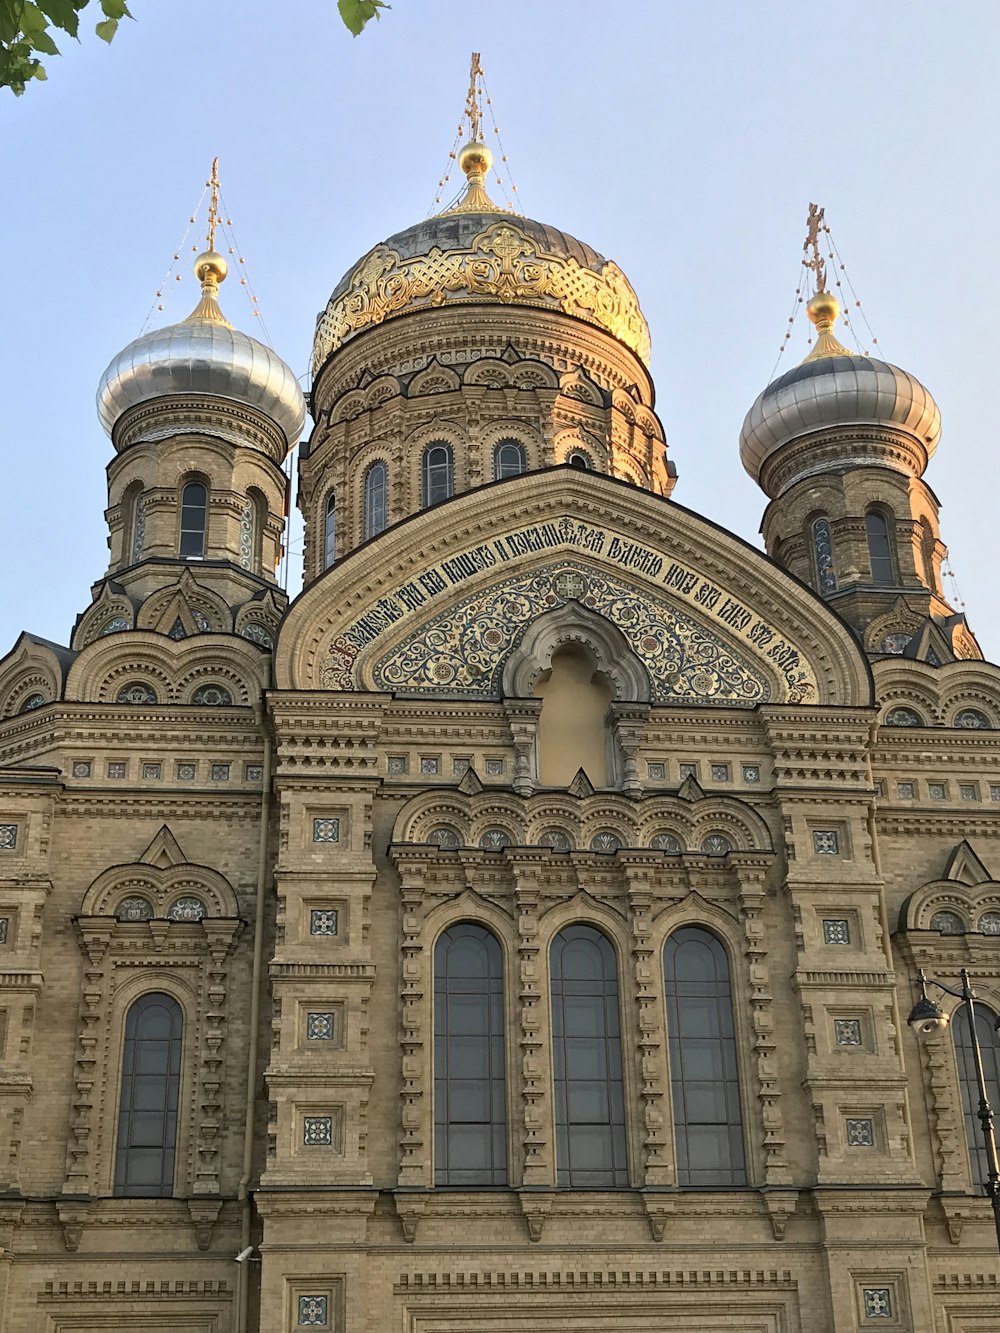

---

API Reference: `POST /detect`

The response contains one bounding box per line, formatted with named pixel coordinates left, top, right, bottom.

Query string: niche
left=532, top=643, right=612, bottom=786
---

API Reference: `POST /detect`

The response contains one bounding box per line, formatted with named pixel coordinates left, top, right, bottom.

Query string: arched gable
left=276, top=469, right=872, bottom=708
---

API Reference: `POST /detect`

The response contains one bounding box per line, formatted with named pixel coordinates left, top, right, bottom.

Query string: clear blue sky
left=1, top=0, right=996, bottom=658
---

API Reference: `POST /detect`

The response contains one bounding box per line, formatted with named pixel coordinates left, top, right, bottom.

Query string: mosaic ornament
left=955, top=708, right=989, bottom=728
left=590, top=830, right=622, bottom=854
left=979, top=911, right=1000, bottom=935
left=298, top=1295, right=328, bottom=1326
left=167, top=897, right=206, bottom=922
left=192, top=684, right=233, bottom=707
left=884, top=706, right=921, bottom=727
left=702, top=834, right=732, bottom=856
left=239, top=499, right=254, bottom=570
left=539, top=828, right=572, bottom=850
left=117, top=683, right=157, bottom=705
left=99, top=616, right=131, bottom=636
left=20, top=693, right=45, bottom=711
left=427, top=827, right=460, bottom=849
left=117, top=896, right=153, bottom=922
left=479, top=828, right=512, bottom=850
left=649, top=831, right=682, bottom=852
left=241, top=622, right=274, bottom=648
left=930, top=910, right=964, bottom=934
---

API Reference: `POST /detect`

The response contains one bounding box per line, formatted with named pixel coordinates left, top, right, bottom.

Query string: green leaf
left=36, top=0, right=82, bottom=38
left=33, top=28, right=61, bottom=54
left=337, top=0, right=389, bottom=38
left=17, top=3, right=49, bottom=36
left=99, top=0, right=129, bottom=20
left=94, top=14, right=117, bottom=41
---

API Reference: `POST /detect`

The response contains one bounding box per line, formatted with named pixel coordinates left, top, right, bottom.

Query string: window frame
left=178, top=479, right=209, bottom=559
left=493, top=439, right=527, bottom=481
left=865, top=508, right=896, bottom=586
left=113, top=991, right=184, bottom=1198
left=363, top=461, right=388, bottom=540
left=422, top=442, right=455, bottom=508
left=952, top=1001, right=1000, bottom=1194
left=323, top=490, right=337, bottom=570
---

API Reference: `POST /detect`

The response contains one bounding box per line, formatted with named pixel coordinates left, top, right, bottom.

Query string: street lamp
left=907, top=967, right=1000, bottom=1255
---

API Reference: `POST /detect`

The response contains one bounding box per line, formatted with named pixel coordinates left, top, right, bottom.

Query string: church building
left=0, top=61, right=998, bottom=1333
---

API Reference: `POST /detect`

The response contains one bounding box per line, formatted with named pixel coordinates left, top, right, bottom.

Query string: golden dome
left=457, top=140, right=493, bottom=179
left=194, top=248, right=229, bottom=284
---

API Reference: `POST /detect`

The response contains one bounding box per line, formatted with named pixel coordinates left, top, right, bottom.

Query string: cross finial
left=206, top=157, right=221, bottom=252
left=465, top=52, right=484, bottom=142
left=803, top=202, right=827, bottom=295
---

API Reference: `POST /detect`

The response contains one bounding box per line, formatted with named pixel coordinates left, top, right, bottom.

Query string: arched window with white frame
left=493, top=439, right=526, bottom=480
left=179, top=481, right=208, bottom=559
left=364, top=461, right=388, bottom=539
left=422, top=442, right=454, bottom=507
left=114, top=992, right=183, bottom=1197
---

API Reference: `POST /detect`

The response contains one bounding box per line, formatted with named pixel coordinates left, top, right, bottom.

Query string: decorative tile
left=539, top=828, right=571, bottom=850
left=823, top=918, right=851, bottom=945
left=863, top=1288, right=893, bottom=1319
left=420, top=756, right=440, bottom=775
left=388, top=755, right=408, bottom=776
left=71, top=761, right=92, bottom=778
left=117, top=682, right=157, bottom=705
left=479, top=828, right=512, bottom=850
left=485, top=757, right=504, bottom=776
left=167, top=896, right=206, bottom=922
left=678, top=762, right=698, bottom=780
left=452, top=757, right=471, bottom=776
left=245, top=764, right=263, bottom=782
left=931, top=910, right=964, bottom=934
left=307, top=1012, right=336, bottom=1040
left=590, top=830, right=622, bottom=854
left=107, top=762, right=127, bottom=779
left=241, top=621, right=274, bottom=648
left=979, top=911, right=1000, bottom=935
left=991, top=784, right=1000, bottom=802
left=702, top=834, right=732, bottom=856
left=813, top=829, right=840, bottom=855
left=0, top=825, right=16, bottom=850
left=955, top=708, right=989, bottom=728
left=896, top=781, right=915, bottom=800
left=142, top=762, right=162, bottom=780
left=192, top=684, right=233, bottom=707
left=960, top=783, right=979, bottom=801
left=303, top=1116, right=332, bottom=1146
left=310, top=909, right=339, bottom=937
left=711, top=763, right=730, bottom=782
left=646, top=761, right=666, bottom=780
left=846, top=1117, right=874, bottom=1147
left=834, top=1018, right=863, bottom=1046
left=298, top=1295, right=328, bottom=1326
left=116, top=896, right=153, bottom=922
left=177, top=762, right=197, bottom=781
left=928, top=782, right=946, bottom=800
left=742, top=764, right=760, bottom=784
left=0, top=918, right=8, bottom=944
left=23, top=693, right=48, bottom=711
left=312, top=817, right=340, bottom=844
left=885, top=707, right=921, bottom=727
left=211, top=763, right=230, bottom=782
left=427, top=826, right=460, bottom=849
left=650, top=830, right=682, bottom=852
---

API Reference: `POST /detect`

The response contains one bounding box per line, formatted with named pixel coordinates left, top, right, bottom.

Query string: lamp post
left=907, top=968, right=1000, bottom=1256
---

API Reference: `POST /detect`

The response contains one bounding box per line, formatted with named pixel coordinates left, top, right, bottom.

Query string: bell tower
left=740, top=205, right=981, bottom=663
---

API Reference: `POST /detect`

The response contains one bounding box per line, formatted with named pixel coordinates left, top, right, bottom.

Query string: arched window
left=865, top=510, right=895, bottom=586
left=422, top=443, right=454, bottom=507
left=811, top=517, right=837, bottom=595
left=114, top=993, right=183, bottom=1197
left=179, top=481, right=208, bottom=559
left=434, top=923, right=507, bottom=1185
left=363, top=462, right=388, bottom=539
left=324, top=491, right=337, bottom=569
left=568, top=451, right=591, bottom=470
left=953, top=1004, right=1000, bottom=1192
left=550, top=924, right=627, bottom=1186
left=664, top=927, right=746, bottom=1186
left=494, top=439, right=526, bottom=480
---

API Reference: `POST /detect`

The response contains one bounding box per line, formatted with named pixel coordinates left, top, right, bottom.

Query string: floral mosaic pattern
left=365, top=563, right=771, bottom=705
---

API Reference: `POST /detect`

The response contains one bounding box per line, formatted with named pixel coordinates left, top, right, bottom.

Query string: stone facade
left=0, top=161, right=997, bottom=1333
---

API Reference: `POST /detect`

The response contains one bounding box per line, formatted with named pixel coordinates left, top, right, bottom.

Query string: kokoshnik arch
left=0, top=59, right=998, bottom=1333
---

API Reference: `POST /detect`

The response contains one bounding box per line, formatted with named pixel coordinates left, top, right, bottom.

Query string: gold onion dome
left=739, top=285, right=940, bottom=487
left=311, top=136, right=651, bottom=374
left=97, top=246, right=306, bottom=453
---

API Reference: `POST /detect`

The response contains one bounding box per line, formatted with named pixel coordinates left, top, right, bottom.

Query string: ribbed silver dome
left=97, top=307, right=306, bottom=450
left=740, top=354, right=941, bottom=483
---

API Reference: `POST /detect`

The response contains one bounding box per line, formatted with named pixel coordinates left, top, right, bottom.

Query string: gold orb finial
left=807, top=289, right=840, bottom=330
left=194, top=249, right=228, bottom=285
left=458, top=140, right=493, bottom=180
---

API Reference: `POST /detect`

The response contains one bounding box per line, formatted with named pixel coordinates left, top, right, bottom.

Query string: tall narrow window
left=494, top=439, right=526, bottom=480
left=953, top=1004, right=1000, bottom=1192
left=865, top=510, right=895, bottom=585
left=324, top=491, right=337, bottom=569
left=434, top=922, right=507, bottom=1185
left=364, top=461, right=388, bottom=539
left=422, top=443, right=454, bottom=507
left=114, top=993, right=183, bottom=1197
left=550, top=924, right=627, bottom=1186
left=811, top=517, right=837, bottom=595
left=664, top=927, right=746, bottom=1185
left=179, top=482, right=208, bottom=559
left=123, top=483, right=145, bottom=563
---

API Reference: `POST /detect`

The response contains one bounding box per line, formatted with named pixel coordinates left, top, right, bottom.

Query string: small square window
left=107, top=762, right=126, bottom=780
left=823, top=917, right=851, bottom=946
left=873, top=779, right=885, bottom=798
left=928, top=782, right=946, bottom=800
left=453, top=757, right=471, bottom=776
left=298, top=1294, right=328, bottom=1326
left=863, top=1288, right=893, bottom=1319
left=834, top=1018, right=863, bottom=1046
left=177, top=762, right=197, bottom=781
left=306, top=1012, right=336, bottom=1041
left=211, top=763, right=230, bottom=782
left=309, top=909, right=339, bottom=937
left=813, top=829, right=840, bottom=855
left=71, top=761, right=92, bottom=778
left=0, top=918, right=8, bottom=944
left=679, top=762, right=697, bottom=781
left=388, top=755, right=408, bottom=776
left=960, top=783, right=979, bottom=801
left=312, top=817, right=340, bottom=844
left=711, top=763, right=730, bottom=783
left=420, top=756, right=440, bottom=775
left=245, top=764, right=263, bottom=782
left=142, top=762, right=161, bottom=780
left=303, top=1116, right=332, bottom=1146
left=846, top=1117, right=874, bottom=1147
left=485, top=757, right=504, bottom=776
left=990, top=784, right=1000, bottom=802
left=742, top=764, right=761, bottom=784
left=896, top=781, right=915, bottom=800
left=0, top=825, right=16, bottom=850
left=646, top=762, right=666, bottom=781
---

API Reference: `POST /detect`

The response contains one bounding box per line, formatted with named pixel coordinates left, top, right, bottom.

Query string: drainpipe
left=237, top=700, right=273, bottom=1333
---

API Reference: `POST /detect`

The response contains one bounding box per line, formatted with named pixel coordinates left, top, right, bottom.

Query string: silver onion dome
left=740, top=291, right=940, bottom=486
left=97, top=250, right=306, bottom=452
